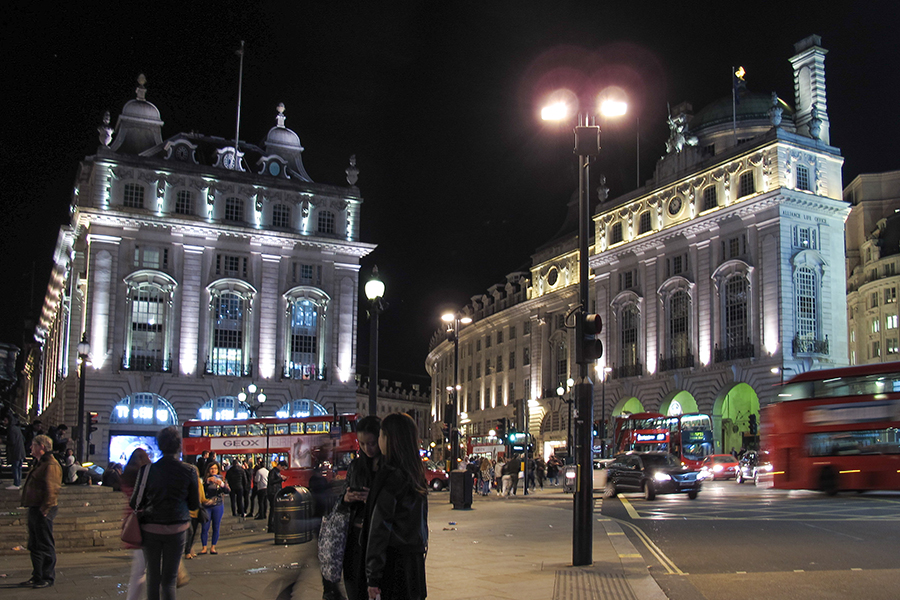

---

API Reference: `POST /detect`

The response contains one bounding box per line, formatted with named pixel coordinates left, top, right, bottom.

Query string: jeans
left=12, top=461, right=23, bottom=487
left=141, top=529, right=185, bottom=600
left=255, top=489, right=268, bottom=517
left=229, top=488, right=245, bottom=516
left=27, top=506, right=57, bottom=584
left=201, top=503, right=224, bottom=546
left=126, top=549, right=146, bottom=600
left=481, top=478, right=491, bottom=495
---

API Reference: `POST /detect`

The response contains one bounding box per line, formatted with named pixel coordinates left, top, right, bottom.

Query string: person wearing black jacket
left=339, top=416, right=381, bottom=600
left=132, top=426, right=199, bottom=600
left=364, top=413, right=427, bottom=600
left=225, top=461, right=247, bottom=517
left=266, top=461, right=287, bottom=533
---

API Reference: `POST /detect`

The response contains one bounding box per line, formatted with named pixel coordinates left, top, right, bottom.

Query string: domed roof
left=690, top=91, right=793, bottom=132
left=265, top=123, right=302, bottom=149
left=120, top=98, right=162, bottom=122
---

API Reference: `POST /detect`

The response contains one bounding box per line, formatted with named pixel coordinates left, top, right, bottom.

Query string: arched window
left=738, top=171, right=755, bottom=198
left=197, top=396, right=252, bottom=421
left=123, top=271, right=176, bottom=372
left=669, top=290, right=691, bottom=360
left=276, top=399, right=329, bottom=418
left=723, top=274, right=749, bottom=349
left=207, top=280, right=256, bottom=376
left=283, top=287, right=330, bottom=380
left=620, top=304, right=640, bottom=370
left=110, top=393, right=177, bottom=426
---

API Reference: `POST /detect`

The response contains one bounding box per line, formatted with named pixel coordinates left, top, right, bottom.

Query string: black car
left=603, top=451, right=702, bottom=500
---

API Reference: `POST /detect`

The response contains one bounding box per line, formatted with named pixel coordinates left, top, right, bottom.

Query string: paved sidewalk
left=0, top=486, right=666, bottom=599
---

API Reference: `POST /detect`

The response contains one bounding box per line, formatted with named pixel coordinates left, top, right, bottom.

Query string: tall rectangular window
left=131, top=287, right=165, bottom=363
left=738, top=171, right=755, bottom=198
left=610, top=222, right=623, bottom=244
left=212, top=292, right=244, bottom=376
left=175, top=190, right=193, bottom=215
left=496, top=355, right=503, bottom=372
left=508, top=325, right=516, bottom=340
left=497, top=330, right=503, bottom=344
left=724, top=275, right=749, bottom=348
left=796, top=165, right=811, bottom=191
left=620, top=305, right=639, bottom=368
left=508, top=351, right=516, bottom=370
left=885, top=287, right=897, bottom=304
left=123, top=183, right=145, bottom=209
left=317, top=210, right=335, bottom=234
left=273, top=204, right=291, bottom=228
left=225, top=197, right=244, bottom=222
left=796, top=267, right=818, bottom=341
left=288, top=299, right=319, bottom=379
left=639, top=211, right=652, bottom=234
left=522, top=347, right=530, bottom=366
left=669, top=291, right=690, bottom=358
left=702, top=186, right=718, bottom=211
left=523, top=321, right=531, bottom=335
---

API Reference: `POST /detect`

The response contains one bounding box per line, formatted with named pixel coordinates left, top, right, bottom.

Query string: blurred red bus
left=612, top=412, right=714, bottom=469
left=762, top=362, right=900, bottom=494
left=182, top=414, right=358, bottom=488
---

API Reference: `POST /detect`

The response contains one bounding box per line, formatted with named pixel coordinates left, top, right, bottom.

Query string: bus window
left=248, top=424, right=265, bottom=436
left=204, top=426, right=222, bottom=437
left=222, top=425, right=239, bottom=437
left=307, top=421, right=329, bottom=434
left=272, top=424, right=289, bottom=435
left=188, top=426, right=202, bottom=438
left=235, top=425, right=248, bottom=436
left=290, top=422, right=304, bottom=434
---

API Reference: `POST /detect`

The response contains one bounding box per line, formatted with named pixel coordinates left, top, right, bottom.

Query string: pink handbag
left=121, top=464, right=150, bottom=546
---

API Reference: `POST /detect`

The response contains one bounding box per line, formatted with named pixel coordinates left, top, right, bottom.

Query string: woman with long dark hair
left=364, top=413, right=428, bottom=600
left=199, top=462, right=228, bottom=555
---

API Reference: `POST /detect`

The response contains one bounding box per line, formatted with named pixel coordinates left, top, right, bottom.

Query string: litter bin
left=273, top=486, right=314, bottom=545
left=449, top=469, right=473, bottom=509
left=561, top=465, right=578, bottom=493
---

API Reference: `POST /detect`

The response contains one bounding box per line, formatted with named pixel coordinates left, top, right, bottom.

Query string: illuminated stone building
left=845, top=170, right=900, bottom=364
left=24, top=77, right=374, bottom=462
left=427, top=36, right=849, bottom=457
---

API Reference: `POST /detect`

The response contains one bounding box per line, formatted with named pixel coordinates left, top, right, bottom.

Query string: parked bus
left=182, top=414, right=358, bottom=488
left=762, top=362, right=900, bottom=494
left=612, top=412, right=714, bottom=469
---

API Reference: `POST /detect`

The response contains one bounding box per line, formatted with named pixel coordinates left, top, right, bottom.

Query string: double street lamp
left=238, top=383, right=267, bottom=417
left=542, top=89, right=626, bottom=566
left=556, top=378, right=576, bottom=465
left=441, top=311, right=471, bottom=470
left=365, top=267, right=386, bottom=417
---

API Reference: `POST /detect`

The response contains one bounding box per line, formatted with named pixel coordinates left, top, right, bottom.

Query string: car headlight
left=762, top=464, right=773, bottom=472
left=713, top=465, right=723, bottom=472
left=654, top=472, right=672, bottom=482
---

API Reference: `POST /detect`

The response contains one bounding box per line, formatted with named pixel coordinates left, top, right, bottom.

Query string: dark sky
left=3, top=2, right=899, bottom=379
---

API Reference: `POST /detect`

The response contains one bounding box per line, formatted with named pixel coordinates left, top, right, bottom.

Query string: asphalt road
left=599, top=477, right=900, bottom=600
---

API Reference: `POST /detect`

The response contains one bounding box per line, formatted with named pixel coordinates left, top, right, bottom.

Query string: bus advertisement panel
left=182, top=414, right=358, bottom=488
left=762, top=362, right=900, bottom=494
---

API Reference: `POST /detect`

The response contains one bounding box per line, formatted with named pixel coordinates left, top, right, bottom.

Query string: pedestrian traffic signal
left=88, top=412, right=99, bottom=440
left=581, top=314, right=603, bottom=362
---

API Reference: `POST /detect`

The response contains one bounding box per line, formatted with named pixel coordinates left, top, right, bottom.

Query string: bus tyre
left=688, top=489, right=698, bottom=500
left=819, top=467, right=838, bottom=496
left=643, top=481, right=656, bottom=501
left=603, top=481, right=617, bottom=499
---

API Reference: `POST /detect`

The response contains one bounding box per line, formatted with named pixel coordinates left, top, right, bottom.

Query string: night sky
left=3, top=2, right=899, bottom=379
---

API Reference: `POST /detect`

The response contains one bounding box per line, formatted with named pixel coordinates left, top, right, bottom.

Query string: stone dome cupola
left=109, top=74, right=164, bottom=155
left=263, top=103, right=312, bottom=182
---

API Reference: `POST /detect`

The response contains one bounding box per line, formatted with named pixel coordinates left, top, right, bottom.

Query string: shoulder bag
left=121, top=464, right=151, bottom=546
left=317, top=500, right=350, bottom=583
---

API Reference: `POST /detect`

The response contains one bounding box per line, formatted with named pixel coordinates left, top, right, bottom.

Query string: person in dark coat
left=225, top=461, right=247, bottom=517
left=266, top=461, right=287, bottom=532
left=3, top=413, right=27, bottom=489
left=364, top=413, right=428, bottom=600
left=339, top=416, right=381, bottom=600
left=19, top=434, right=62, bottom=588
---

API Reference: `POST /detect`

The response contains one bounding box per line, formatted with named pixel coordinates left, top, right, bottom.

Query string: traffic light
left=748, top=414, right=758, bottom=435
left=88, top=412, right=99, bottom=440
left=581, top=314, right=603, bottom=362
left=496, top=419, right=507, bottom=440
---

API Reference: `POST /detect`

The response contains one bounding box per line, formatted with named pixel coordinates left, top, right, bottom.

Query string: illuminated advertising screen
left=109, top=434, right=163, bottom=465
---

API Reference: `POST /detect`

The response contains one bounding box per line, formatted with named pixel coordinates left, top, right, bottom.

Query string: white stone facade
left=25, top=79, right=375, bottom=462
left=427, top=36, right=850, bottom=456
left=845, top=171, right=900, bottom=364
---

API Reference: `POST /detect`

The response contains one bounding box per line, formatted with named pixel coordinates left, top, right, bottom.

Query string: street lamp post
left=556, top=378, right=575, bottom=464
left=76, top=334, right=91, bottom=463
left=441, top=312, right=472, bottom=471
left=238, top=382, right=267, bottom=417
left=599, top=366, right=612, bottom=457
left=543, top=92, right=626, bottom=566
left=365, top=267, right=386, bottom=417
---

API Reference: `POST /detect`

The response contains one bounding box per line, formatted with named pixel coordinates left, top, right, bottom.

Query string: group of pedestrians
left=465, top=452, right=563, bottom=498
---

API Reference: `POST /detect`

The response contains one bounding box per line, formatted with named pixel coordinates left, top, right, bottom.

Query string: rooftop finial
left=276, top=103, right=286, bottom=128
left=136, top=74, right=147, bottom=101
left=98, top=111, right=113, bottom=146
left=346, top=154, right=359, bottom=186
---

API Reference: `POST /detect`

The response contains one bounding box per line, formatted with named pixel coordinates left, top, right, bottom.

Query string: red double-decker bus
left=612, top=412, right=714, bottom=469
left=762, top=362, right=900, bottom=494
left=182, top=414, right=358, bottom=488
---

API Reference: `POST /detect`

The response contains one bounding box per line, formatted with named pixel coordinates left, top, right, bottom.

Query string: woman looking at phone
left=339, top=416, right=381, bottom=600
left=364, top=413, right=428, bottom=600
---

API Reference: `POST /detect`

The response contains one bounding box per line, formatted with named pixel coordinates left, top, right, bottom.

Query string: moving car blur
left=603, top=451, right=702, bottom=500
left=698, top=454, right=739, bottom=480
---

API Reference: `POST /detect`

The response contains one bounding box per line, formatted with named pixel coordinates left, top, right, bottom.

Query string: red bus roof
left=785, top=361, right=900, bottom=384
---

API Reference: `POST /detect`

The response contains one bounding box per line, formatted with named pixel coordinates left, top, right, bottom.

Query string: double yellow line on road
left=611, top=497, right=684, bottom=575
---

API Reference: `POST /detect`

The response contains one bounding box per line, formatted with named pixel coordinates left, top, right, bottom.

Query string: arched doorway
left=611, top=396, right=644, bottom=416
left=109, top=393, right=178, bottom=464
left=659, top=390, right=698, bottom=416
left=713, top=383, right=761, bottom=454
